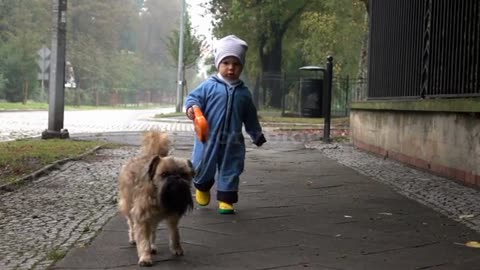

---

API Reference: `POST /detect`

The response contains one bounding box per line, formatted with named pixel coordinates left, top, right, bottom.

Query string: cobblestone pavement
left=307, top=142, right=480, bottom=234
left=0, top=147, right=138, bottom=270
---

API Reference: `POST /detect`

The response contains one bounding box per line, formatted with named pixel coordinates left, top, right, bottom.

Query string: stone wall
left=350, top=109, right=480, bottom=188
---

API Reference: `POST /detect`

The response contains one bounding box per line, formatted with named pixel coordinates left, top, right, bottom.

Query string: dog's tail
left=140, top=130, right=171, bottom=157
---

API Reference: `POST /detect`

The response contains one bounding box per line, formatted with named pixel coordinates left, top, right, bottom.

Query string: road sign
left=36, top=59, right=50, bottom=73
left=37, top=46, right=51, bottom=82
left=37, top=73, right=49, bottom=80
left=37, top=46, right=51, bottom=59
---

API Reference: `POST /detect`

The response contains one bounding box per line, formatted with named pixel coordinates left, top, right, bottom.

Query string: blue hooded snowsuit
left=185, top=75, right=264, bottom=203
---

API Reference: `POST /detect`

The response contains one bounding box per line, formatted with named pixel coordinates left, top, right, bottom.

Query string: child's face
left=218, top=56, right=243, bottom=81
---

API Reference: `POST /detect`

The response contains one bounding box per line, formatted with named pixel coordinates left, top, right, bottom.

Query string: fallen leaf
left=465, top=241, right=480, bottom=248
left=459, top=214, right=475, bottom=219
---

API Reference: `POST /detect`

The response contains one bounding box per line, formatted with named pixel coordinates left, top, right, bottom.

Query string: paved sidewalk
left=44, top=134, right=480, bottom=270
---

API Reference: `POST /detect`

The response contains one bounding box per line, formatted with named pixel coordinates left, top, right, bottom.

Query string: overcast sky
left=186, top=0, right=214, bottom=44
left=186, top=0, right=214, bottom=78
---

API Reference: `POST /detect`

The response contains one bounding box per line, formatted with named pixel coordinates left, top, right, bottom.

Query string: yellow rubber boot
left=195, top=189, right=210, bottom=206
left=218, top=201, right=235, bottom=215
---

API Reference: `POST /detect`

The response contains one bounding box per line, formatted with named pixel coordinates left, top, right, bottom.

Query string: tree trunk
left=261, top=36, right=283, bottom=108
left=22, top=80, right=28, bottom=105
left=253, top=74, right=260, bottom=109
left=75, top=89, right=80, bottom=107
left=355, top=13, right=369, bottom=101
left=95, top=88, right=99, bottom=106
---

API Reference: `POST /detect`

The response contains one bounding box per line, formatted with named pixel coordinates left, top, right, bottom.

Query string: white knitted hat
left=213, top=35, right=248, bottom=68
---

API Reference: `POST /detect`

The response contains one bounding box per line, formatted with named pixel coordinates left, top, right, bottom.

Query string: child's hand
left=186, top=106, right=195, bottom=120
left=254, top=134, right=266, bottom=147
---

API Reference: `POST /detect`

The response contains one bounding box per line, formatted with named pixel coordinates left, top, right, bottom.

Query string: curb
left=145, top=117, right=191, bottom=124
left=0, top=145, right=105, bottom=192
left=147, top=117, right=349, bottom=129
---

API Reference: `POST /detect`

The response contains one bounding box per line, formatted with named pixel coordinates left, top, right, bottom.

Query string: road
left=0, top=107, right=193, bottom=142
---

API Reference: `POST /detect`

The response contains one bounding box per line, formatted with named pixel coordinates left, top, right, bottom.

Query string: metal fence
left=369, top=0, right=480, bottom=99
left=331, top=77, right=366, bottom=117
left=256, top=72, right=366, bottom=118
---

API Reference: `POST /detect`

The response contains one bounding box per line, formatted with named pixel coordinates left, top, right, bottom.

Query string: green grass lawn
left=0, top=101, right=49, bottom=110
left=0, top=139, right=116, bottom=186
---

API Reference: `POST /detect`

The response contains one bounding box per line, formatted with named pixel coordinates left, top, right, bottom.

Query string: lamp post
left=175, top=0, right=186, bottom=113
left=323, top=56, right=333, bottom=143
left=42, top=0, right=69, bottom=139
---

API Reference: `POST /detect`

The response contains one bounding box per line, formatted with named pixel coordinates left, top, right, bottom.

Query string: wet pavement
left=0, top=111, right=479, bottom=269
left=52, top=137, right=480, bottom=270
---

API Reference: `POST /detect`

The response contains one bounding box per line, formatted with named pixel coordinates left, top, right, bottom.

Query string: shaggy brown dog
left=118, top=131, right=194, bottom=266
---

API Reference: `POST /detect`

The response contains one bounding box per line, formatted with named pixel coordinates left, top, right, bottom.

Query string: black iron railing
left=369, top=0, right=480, bottom=99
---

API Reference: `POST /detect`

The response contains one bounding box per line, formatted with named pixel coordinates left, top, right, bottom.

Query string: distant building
left=65, top=61, right=76, bottom=88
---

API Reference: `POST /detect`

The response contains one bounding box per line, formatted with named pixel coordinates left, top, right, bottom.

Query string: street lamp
left=42, top=0, right=69, bottom=139
left=175, top=0, right=186, bottom=113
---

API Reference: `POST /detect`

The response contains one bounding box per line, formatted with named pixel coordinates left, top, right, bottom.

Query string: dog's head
left=145, top=155, right=195, bottom=216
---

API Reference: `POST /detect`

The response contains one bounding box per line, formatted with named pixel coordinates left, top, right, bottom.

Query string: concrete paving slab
left=50, top=135, right=479, bottom=270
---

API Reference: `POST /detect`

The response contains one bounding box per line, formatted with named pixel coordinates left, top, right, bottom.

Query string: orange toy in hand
left=193, top=107, right=209, bottom=143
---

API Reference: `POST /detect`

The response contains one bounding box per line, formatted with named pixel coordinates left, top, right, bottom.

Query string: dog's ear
left=148, top=156, right=161, bottom=180
left=187, top=159, right=196, bottom=177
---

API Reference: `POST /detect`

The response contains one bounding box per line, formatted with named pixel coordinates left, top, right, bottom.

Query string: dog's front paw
left=169, top=244, right=184, bottom=256
left=138, top=256, right=153, bottom=267
left=129, top=240, right=136, bottom=246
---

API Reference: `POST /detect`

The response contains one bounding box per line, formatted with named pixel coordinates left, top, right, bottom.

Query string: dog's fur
left=118, top=131, right=194, bottom=266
